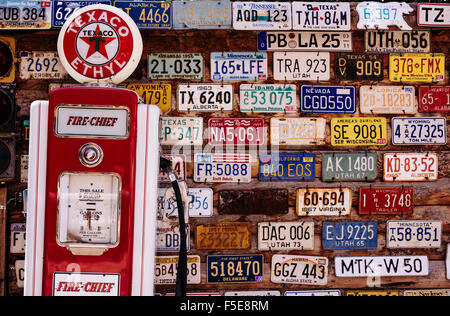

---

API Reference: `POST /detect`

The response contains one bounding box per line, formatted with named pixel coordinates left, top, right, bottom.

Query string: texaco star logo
left=77, top=23, right=119, bottom=66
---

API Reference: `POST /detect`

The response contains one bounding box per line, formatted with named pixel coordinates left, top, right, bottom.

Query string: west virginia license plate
left=208, top=118, right=265, bottom=146
left=207, top=255, right=264, bottom=283
left=148, top=53, right=203, bottom=80
left=258, top=221, right=314, bottom=251
left=296, top=188, right=352, bottom=216
left=271, top=255, right=328, bottom=285
left=211, top=52, right=268, bottom=81
left=383, top=153, right=438, bottom=181
left=20, top=51, right=68, bottom=80
left=322, top=221, right=378, bottom=250
left=359, top=86, right=417, bottom=114
left=336, top=54, right=383, bottom=81
left=291, top=2, right=351, bottom=30
left=300, top=85, right=356, bottom=113
left=0, top=0, right=51, bottom=29
left=271, top=117, right=326, bottom=146
left=52, top=0, right=112, bottom=28
left=359, top=186, right=414, bottom=215
left=114, top=0, right=171, bottom=29
left=194, top=153, right=251, bottom=183
left=387, top=220, right=442, bottom=249
left=155, top=256, right=201, bottom=284
left=331, top=117, right=387, bottom=146
left=172, top=0, right=232, bottom=29
left=160, top=117, right=203, bottom=146
left=419, top=86, right=450, bottom=112
left=240, top=84, right=297, bottom=113
left=365, top=31, right=430, bottom=53
left=259, top=153, right=315, bottom=181
left=195, top=223, right=251, bottom=250
left=232, top=1, right=291, bottom=30
left=392, top=117, right=446, bottom=145
left=273, top=52, right=330, bottom=81
left=177, top=84, right=233, bottom=112
left=124, top=83, right=171, bottom=113
left=389, top=53, right=445, bottom=82
left=321, top=153, right=378, bottom=182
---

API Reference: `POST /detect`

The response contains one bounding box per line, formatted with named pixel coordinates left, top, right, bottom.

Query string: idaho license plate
left=273, top=52, right=330, bottom=81
left=271, top=255, right=328, bottom=285
left=211, top=52, right=268, bottom=81
left=383, top=153, right=438, bottom=181
left=417, top=3, right=450, bottom=27
left=232, top=1, right=291, bottom=30
left=158, top=155, right=186, bottom=182
left=389, top=53, right=445, bottom=82
left=321, top=153, right=378, bottom=182
left=387, top=220, right=442, bottom=249
left=359, top=86, right=417, bottom=114
left=157, top=187, right=213, bottom=217
left=20, top=51, right=68, bottom=80
left=240, top=84, right=297, bottom=113
left=271, top=117, right=326, bottom=146
left=160, top=117, right=203, bottom=146
left=0, top=0, right=51, bottom=29
left=258, top=221, right=314, bottom=251
left=155, top=256, right=201, bottom=284
left=322, top=221, right=378, bottom=250
left=291, top=2, right=351, bottom=30
left=259, top=153, right=315, bottom=181
left=114, top=0, right=171, bottom=29
left=148, top=53, right=203, bottom=80
left=331, top=117, right=387, bottom=146
left=365, top=31, right=430, bottom=53
left=336, top=54, right=383, bottom=81
left=300, top=85, right=356, bottom=113
left=392, top=117, right=446, bottom=145
left=52, top=0, right=112, bottom=28
left=359, top=186, right=414, bottom=215
left=124, top=83, right=171, bottom=113
left=156, top=222, right=190, bottom=252
left=419, top=86, right=450, bottom=112
left=195, top=223, right=251, bottom=250
left=207, top=255, right=264, bottom=283
left=194, top=153, right=251, bottom=183
left=296, top=188, right=352, bottom=216
left=172, top=0, right=232, bottom=29
left=208, top=118, right=265, bottom=146
left=177, top=84, right=233, bottom=112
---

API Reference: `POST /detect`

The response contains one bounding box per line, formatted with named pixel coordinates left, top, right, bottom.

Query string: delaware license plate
left=383, top=153, right=438, bottom=181
left=417, top=3, right=450, bottom=27
left=292, top=2, right=351, bottom=30
left=208, top=118, right=265, bottom=146
left=114, top=1, right=171, bottom=29
left=194, top=153, right=251, bottom=183
left=387, top=220, right=442, bottom=248
left=207, top=255, right=264, bottom=283
left=240, top=84, right=297, bottom=113
left=52, top=0, right=112, bottom=28
left=259, top=153, right=315, bottom=181
left=336, top=54, right=383, bottom=81
left=285, top=290, right=341, bottom=296
left=392, top=117, right=446, bottom=145
left=258, top=221, right=314, bottom=251
left=177, top=84, right=233, bottom=112
left=331, top=117, right=387, bottom=146
left=419, top=86, right=450, bottom=112
left=271, top=117, right=326, bottom=146
left=389, top=53, right=445, bottom=82
left=322, top=221, right=378, bottom=250
left=322, top=153, right=378, bottom=182
left=359, top=186, right=414, bottom=215
left=359, top=86, right=417, bottom=114
left=160, top=117, right=203, bottom=146
left=148, top=53, right=203, bottom=80
left=365, top=31, right=430, bottom=53
left=172, top=0, right=232, bottom=29
left=211, top=52, right=267, bottom=81
left=271, top=255, right=328, bottom=285
left=232, top=2, right=291, bottom=30
left=300, top=85, right=356, bottom=113
left=155, top=256, right=201, bottom=284
left=195, top=223, right=251, bottom=250
left=0, top=0, right=51, bottom=29
left=273, top=52, right=330, bottom=81
left=158, top=155, right=186, bottom=182
left=124, top=83, right=171, bottom=113
left=296, top=188, right=352, bottom=216
left=20, top=51, right=68, bottom=80
left=158, top=187, right=213, bottom=217
left=156, top=222, right=190, bottom=252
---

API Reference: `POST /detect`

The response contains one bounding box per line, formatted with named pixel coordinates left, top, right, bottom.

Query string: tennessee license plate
left=322, top=221, right=378, bottom=250
left=157, top=187, right=213, bottom=218
left=387, top=220, right=442, bottom=249
left=331, top=117, right=387, bottom=146
left=239, top=84, right=297, bottom=112
left=194, top=153, right=251, bottom=183
left=52, top=0, right=112, bottom=28
left=148, top=53, right=203, bottom=80
left=208, top=118, right=265, bottom=146
left=259, top=153, right=315, bottom=181
left=365, top=31, right=430, bottom=53
left=160, top=117, right=203, bottom=146
left=383, top=153, right=438, bottom=181
left=124, top=83, right=171, bottom=113
left=172, top=0, right=232, bottom=29
left=359, top=186, right=414, bottom=215
left=419, top=86, right=450, bottom=112
left=155, top=256, right=201, bottom=285
left=321, top=153, right=378, bottom=182
left=392, top=117, right=446, bottom=145
left=258, top=221, right=314, bottom=251
left=389, top=53, right=445, bottom=82
left=271, top=255, right=328, bottom=285
left=271, top=117, right=326, bottom=146
left=0, top=0, right=51, bottom=29
left=359, top=86, right=417, bottom=114
left=291, top=2, right=351, bottom=30
left=336, top=54, right=383, bottom=81
left=114, top=0, right=171, bottom=29
left=156, top=222, right=190, bottom=252
left=300, top=85, right=356, bottom=113
left=296, top=188, right=351, bottom=216
left=417, top=3, right=450, bottom=27
left=158, top=155, right=186, bottom=182
left=177, top=84, right=233, bottom=112
left=19, top=51, right=68, bottom=80
left=211, top=52, right=268, bottom=81
left=195, top=223, right=251, bottom=250
left=207, top=255, right=264, bottom=283
left=232, top=2, right=291, bottom=30
left=273, top=52, right=330, bottom=81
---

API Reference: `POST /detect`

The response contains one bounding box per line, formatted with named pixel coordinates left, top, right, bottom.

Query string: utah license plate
left=195, top=223, right=251, bottom=250
left=389, top=53, right=445, bottom=82
left=258, top=221, right=314, bottom=251
left=331, top=117, right=387, bottom=146
left=155, top=256, right=201, bottom=284
left=321, top=153, right=378, bottom=182
left=322, top=221, right=378, bottom=250
left=148, top=53, right=203, bottom=80
left=417, top=3, right=450, bottom=27
left=359, top=187, right=414, bottom=215
left=419, top=86, right=450, bottom=112
left=52, top=0, right=112, bottom=28
left=383, top=153, right=438, bottom=181
left=240, top=84, right=297, bottom=112
left=157, top=187, right=213, bottom=217
left=336, top=54, right=383, bottom=81
left=300, top=85, right=356, bottom=113
left=172, top=0, right=232, bottom=29
left=259, top=153, right=315, bottom=181
left=291, top=2, right=351, bottom=30
left=194, top=153, right=251, bottom=183
left=387, top=220, right=442, bottom=248
left=271, top=255, right=328, bottom=285
left=208, top=118, right=264, bottom=146
left=365, top=31, right=430, bottom=53
left=124, top=83, right=171, bottom=113
left=271, top=117, right=326, bottom=146
left=207, top=255, right=263, bottom=283
left=177, top=84, right=233, bottom=112
left=296, top=188, right=351, bottom=216
left=20, top=51, right=68, bottom=80
left=0, top=0, right=51, bottom=29
left=273, top=52, right=330, bottom=81
left=359, top=86, right=417, bottom=114
left=160, top=117, right=203, bottom=146
left=211, top=52, right=267, bottom=81
left=232, top=2, right=291, bottom=30
left=392, top=117, right=446, bottom=145
left=114, top=0, right=171, bottom=29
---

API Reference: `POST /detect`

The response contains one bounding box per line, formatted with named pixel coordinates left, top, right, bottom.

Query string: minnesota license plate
left=195, top=223, right=251, bottom=250
left=271, top=255, right=328, bottom=285
left=392, top=117, right=446, bottom=145
left=383, top=153, right=438, bottom=181
left=160, top=117, right=203, bottom=146
left=114, top=1, right=171, bottom=29
left=419, top=86, right=450, bottom=112
left=387, top=220, right=442, bottom=249
left=271, top=117, right=326, bottom=146
left=20, top=51, right=68, bottom=80
left=259, top=153, right=315, bottom=181
left=359, top=186, right=414, bottom=215
left=240, top=84, right=297, bottom=113
left=208, top=118, right=265, bottom=146
left=285, top=290, right=341, bottom=296
left=194, top=153, right=251, bottom=183
left=211, top=52, right=268, bottom=81
left=207, top=255, right=264, bottom=283
left=346, top=291, right=399, bottom=296
left=157, top=187, right=213, bottom=217
left=300, top=85, right=356, bottom=113
left=322, top=153, right=378, bottom=182
left=389, top=53, right=445, bottom=82
left=292, top=2, right=351, bottom=30
left=322, top=221, right=378, bottom=250
left=158, top=155, right=186, bottom=182
left=155, top=256, right=201, bottom=285
left=331, top=117, right=387, bottom=146
left=336, top=54, right=383, bottom=81
left=232, top=2, right=291, bottom=30
left=365, top=31, right=430, bottom=53
left=52, top=0, right=112, bottom=28
left=124, top=83, right=171, bottom=113
left=258, top=221, right=314, bottom=251
left=417, top=3, right=450, bottom=27
left=156, top=222, right=190, bottom=252
left=296, top=188, right=352, bottom=216
left=148, top=53, right=203, bottom=80
left=273, top=52, right=330, bottom=81
left=172, top=0, right=232, bottom=29
left=0, top=0, right=51, bottom=29
left=359, top=86, right=417, bottom=114
left=177, top=84, right=233, bottom=112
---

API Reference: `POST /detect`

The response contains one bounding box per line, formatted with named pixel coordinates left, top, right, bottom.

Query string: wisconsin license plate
left=194, top=153, right=251, bottom=183
left=52, top=0, right=112, bottom=28
left=160, top=117, right=203, bottom=146
left=207, top=255, right=264, bottom=283
left=177, top=84, right=233, bottom=112
left=20, top=51, right=68, bottom=80
left=322, top=221, right=378, bottom=250
left=365, top=31, right=430, bottom=53
left=259, top=153, right=315, bottom=181
left=322, top=153, right=378, bottom=182
left=296, top=188, right=351, bottom=216
left=292, top=2, right=351, bottom=30
left=156, top=222, right=190, bottom=252
left=384, top=153, right=438, bottom=181
left=417, top=3, right=450, bottom=27
left=273, top=52, right=330, bottom=81
left=331, top=117, right=387, bottom=146
left=0, top=0, right=51, bottom=29
left=271, top=255, right=328, bottom=285
left=148, top=53, right=203, bottom=80
left=240, top=84, right=297, bottom=113
left=155, top=256, right=201, bottom=284
left=300, top=85, right=356, bottom=113
left=172, top=0, right=232, bottom=29
left=232, top=1, right=291, bottom=30
left=211, top=52, right=268, bottom=81
left=158, top=155, right=186, bottom=182
left=359, top=86, right=417, bottom=114
left=208, top=118, right=264, bottom=146
left=392, top=117, right=446, bottom=145
left=387, top=220, right=442, bottom=249
left=124, top=83, right=171, bottom=113
left=359, top=186, right=414, bottom=215
left=336, top=54, right=383, bottom=81
left=271, top=117, right=326, bottom=146
left=114, top=0, right=171, bottom=29
left=195, top=223, right=251, bottom=250
left=389, top=53, right=445, bottom=82
left=258, top=221, right=314, bottom=251
left=158, top=187, right=213, bottom=217
left=419, top=86, right=450, bottom=112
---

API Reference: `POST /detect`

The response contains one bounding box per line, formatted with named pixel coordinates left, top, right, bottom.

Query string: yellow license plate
left=124, top=83, right=171, bottom=112
left=389, top=53, right=445, bottom=82
left=331, top=117, right=387, bottom=146
left=346, top=291, right=399, bottom=296
left=195, top=223, right=251, bottom=250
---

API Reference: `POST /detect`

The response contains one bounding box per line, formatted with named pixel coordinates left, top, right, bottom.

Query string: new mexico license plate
left=291, top=2, right=351, bottom=30
left=207, top=255, right=264, bottom=283
left=259, top=153, right=315, bottom=181
left=336, top=54, right=383, bottom=81
left=0, top=0, right=51, bottom=29
left=148, top=53, right=203, bottom=80
left=300, top=85, right=356, bottom=113
left=321, top=153, right=378, bottom=182
left=194, top=153, right=251, bottom=183
left=389, top=53, right=445, bottom=82
left=273, top=52, right=330, bottom=81
left=296, top=188, right=351, bottom=216
left=208, top=118, right=265, bottom=146
left=114, top=0, right=171, bottom=29
left=258, top=221, right=314, bottom=251
left=359, top=186, right=414, bottom=215
left=158, top=187, right=213, bottom=217
left=331, top=117, right=387, bottom=146
left=172, top=0, right=232, bottom=29
left=160, top=117, right=203, bottom=146
left=359, top=86, right=417, bottom=114
left=20, top=51, right=68, bottom=80
left=211, top=52, right=268, bottom=81
left=195, top=223, right=251, bottom=250
left=387, top=220, right=442, bottom=249
left=232, top=1, right=291, bottom=30
left=322, top=221, right=378, bottom=250
left=419, top=86, right=450, bottom=112
left=392, top=117, right=446, bottom=145
left=240, top=84, right=297, bottom=112
left=271, top=255, right=328, bottom=285
left=365, top=31, right=430, bottom=53
left=271, top=117, right=326, bottom=146
left=124, top=83, right=171, bottom=113
left=155, top=256, right=201, bottom=285
left=384, top=153, right=438, bottom=181
left=177, top=84, right=233, bottom=112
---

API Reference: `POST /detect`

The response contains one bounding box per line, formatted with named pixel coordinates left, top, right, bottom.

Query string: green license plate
left=322, top=153, right=378, bottom=182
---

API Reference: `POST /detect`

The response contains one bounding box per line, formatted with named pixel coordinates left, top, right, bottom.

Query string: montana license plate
left=300, top=85, right=356, bottom=113
left=331, top=117, right=387, bottom=146
left=296, top=188, right=351, bottom=216
left=194, top=153, right=251, bottom=183
left=160, top=117, right=203, bottom=146
left=211, top=52, right=268, bottom=81
left=291, top=2, right=351, bottom=30
left=359, top=86, right=417, bottom=114
left=271, top=255, right=328, bottom=285
left=124, top=83, right=171, bottom=113
left=322, top=153, right=378, bottom=182
left=208, top=118, right=265, bottom=146
left=172, top=0, right=232, bottom=29
left=365, top=31, right=430, bottom=53
left=20, top=51, right=68, bottom=80
left=419, top=86, right=450, bottom=112
left=387, top=220, right=442, bottom=249
left=0, top=0, right=51, bottom=29
left=52, top=0, right=112, bottom=28
left=392, top=117, right=446, bottom=145
left=273, top=52, right=330, bottom=81
left=389, top=53, right=445, bottom=82
left=384, top=153, right=438, bottom=181
left=155, top=256, right=201, bottom=285
left=148, top=53, right=203, bottom=80
left=258, top=221, right=314, bottom=251
left=177, top=84, right=233, bottom=112
left=336, top=54, right=383, bottom=81
left=271, top=117, right=326, bottom=146
left=232, top=2, right=291, bottom=30
left=322, top=221, right=378, bottom=250
left=259, top=153, right=315, bottom=181
left=359, top=186, right=414, bottom=215
left=207, top=255, right=263, bottom=283
left=114, top=1, right=171, bottom=29
left=158, top=187, right=213, bottom=218
left=240, top=84, right=297, bottom=113
left=195, top=223, right=251, bottom=250
left=417, top=3, right=450, bottom=27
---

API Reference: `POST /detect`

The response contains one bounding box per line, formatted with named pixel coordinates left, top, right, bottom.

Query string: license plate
left=418, top=3, right=450, bottom=27
left=392, top=117, right=446, bottom=145
left=195, top=223, right=251, bottom=250
left=389, top=53, right=445, bottom=82
left=404, top=290, right=450, bottom=296
left=207, top=255, right=264, bottom=283
left=258, top=221, right=314, bottom=251
left=355, top=2, right=413, bottom=30
left=336, top=54, right=383, bottom=81
left=225, top=291, right=281, bottom=296
left=232, top=2, right=291, bottom=30
left=346, top=291, right=399, bottom=296
left=300, top=85, right=356, bottom=113
left=331, top=117, right=387, bottom=146
left=0, top=0, right=51, bottom=29
left=208, top=118, right=265, bottom=146
left=419, top=86, right=450, bottom=112
left=271, top=117, right=326, bottom=146
left=158, top=155, right=186, bottom=182
left=218, top=189, right=288, bottom=215
left=124, top=83, right=171, bottom=113
left=19, top=51, right=68, bottom=80
left=296, top=188, right=352, bottom=216
left=51, top=0, right=112, bottom=28
left=172, top=0, right=232, bottom=29
left=292, top=2, right=351, bottom=30
left=271, top=255, right=328, bottom=285
left=335, top=256, right=429, bottom=277
left=359, top=186, right=414, bottom=215
left=322, top=153, right=378, bottom=182
left=384, top=153, right=438, bottom=181
left=10, top=223, right=26, bottom=253
left=365, top=31, right=430, bottom=53
left=20, top=154, right=28, bottom=183
left=114, top=1, right=171, bottom=29
left=148, top=53, right=203, bottom=80
left=259, top=153, right=315, bottom=181
left=211, top=52, right=268, bottom=81
left=359, top=86, right=417, bottom=114
left=156, top=222, right=190, bottom=252
left=194, top=153, right=251, bottom=183
left=258, top=31, right=352, bottom=52
left=177, top=84, right=233, bottom=112
left=157, top=187, right=213, bottom=217
left=15, top=260, right=25, bottom=288
left=285, top=290, right=341, bottom=296
left=160, top=117, right=203, bottom=146
left=273, top=52, right=330, bottom=81
left=240, top=84, right=297, bottom=113
left=155, top=256, right=201, bottom=285
left=448, top=245, right=450, bottom=280
left=387, top=220, right=442, bottom=249
left=322, top=221, right=378, bottom=250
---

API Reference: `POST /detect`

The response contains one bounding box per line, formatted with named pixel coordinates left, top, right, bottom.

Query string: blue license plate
left=300, top=85, right=356, bottom=113
left=114, top=1, right=171, bottom=29
left=207, top=255, right=264, bottom=283
left=322, top=221, right=378, bottom=250
left=52, top=0, right=112, bottom=28
left=259, top=153, right=315, bottom=181
left=172, top=0, right=232, bottom=29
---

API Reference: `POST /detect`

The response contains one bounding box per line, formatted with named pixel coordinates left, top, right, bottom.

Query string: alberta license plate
left=419, top=86, right=450, bottom=112
left=172, top=0, right=232, bottom=29
left=211, top=52, right=268, bottom=81
left=158, top=155, right=186, bottom=182
left=271, top=255, right=328, bottom=285
left=208, top=118, right=265, bottom=146
left=365, top=31, right=430, bottom=53
left=417, top=3, right=450, bottom=27
left=177, top=84, right=233, bottom=112
left=232, top=2, right=291, bottom=30
left=195, top=223, right=251, bottom=250
left=114, top=0, right=171, bottom=29
left=392, top=117, right=446, bottom=145
left=259, top=153, right=315, bottom=181
left=292, top=2, right=351, bottom=30
left=52, top=0, right=112, bottom=28
left=157, top=187, right=213, bottom=217
left=359, top=86, right=417, bottom=114
left=160, top=117, right=203, bottom=146
left=389, top=53, right=445, bottom=82
left=321, top=153, right=378, bottom=182
left=207, top=255, right=264, bottom=283
left=20, top=51, right=68, bottom=80
left=296, top=188, right=351, bottom=216
left=240, top=84, right=297, bottom=112
left=387, top=220, right=442, bottom=248
left=148, top=53, right=203, bottom=80
left=155, top=256, right=201, bottom=284
left=322, top=221, right=378, bottom=250
left=124, top=83, right=171, bottom=113
left=271, top=117, right=326, bottom=146
left=273, top=52, right=330, bottom=81
left=258, top=221, right=314, bottom=251
left=300, top=85, right=356, bottom=113
left=0, top=0, right=51, bottom=29
left=156, top=222, right=190, bottom=252
left=336, top=54, right=383, bottom=81
left=194, top=153, right=251, bottom=183
left=359, top=186, right=414, bottom=215
left=331, top=117, right=387, bottom=146
left=383, top=153, right=438, bottom=181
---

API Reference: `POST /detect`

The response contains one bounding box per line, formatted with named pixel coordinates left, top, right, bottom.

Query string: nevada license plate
left=360, top=86, right=417, bottom=114
left=387, top=220, right=442, bottom=248
left=419, top=86, right=450, bottom=112
left=365, top=31, right=430, bottom=53
left=172, top=0, right=232, bottom=29
left=156, top=222, right=190, bottom=252
left=155, top=256, right=201, bottom=284
left=177, top=84, right=233, bottom=112
left=148, top=53, right=203, bottom=80
left=208, top=118, right=265, bottom=146
left=271, top=117, right=326, bottom=146
left=271, top=255, right=328, bottom=285
left=359, top=186, right=414, bottom=215
left=195, top=223, right=251, bottom=250
left=322, top=153, right=378, bottom=182
left=157, top=187, right=213, bottom=217
left=392, top=117, right=446, bottom=145
left=296, top=188, right=351, bottom=216
left=114, top=1, right=171, bottom=29
left=124, top=83, right=171, bottom=113
left=389, top=53, right=445, bottom=82
left=52, top=0, right=112, bottom=28
left=273, top=52, right=330, bottom=81
left=384, top=153, right=438, bottom=181
left=258, top=221, right=314, bottom=251
left=211, top=52, right=268, bottom=81
left=331, top=117, right=387, bottom=146
left=207, top=255, right=264, bottom=283
left=300, top=85, right=356, bottom=113
left=285, top=290, right=341, bottom=296
left=336, top=54, right=383, bottom=81
left=232, top=1, right=291, bottom=30
left=292, top=2, right=351, bottom=30
left=417, top=3, right=450, bottom=27
left=322, top=221, right=378, bottom=250
left=160, top=117, right=203, bottom=146
left=158, top=155, right=186, bottom=182
left=194, top=153, right=251, bottom=183
left=240, top=84, right=297, bottom=112
left=0, top=0, right=51, bottom=29
left=259, top=153, right=315, bottom=181
left=20, top=51, right=68, bottom=80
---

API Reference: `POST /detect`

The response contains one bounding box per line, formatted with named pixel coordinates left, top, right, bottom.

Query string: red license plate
left=359, top=187, right=414, bottom=215
left=419, top=86, right=450, bottom=112
left=208, top=118, right=265, bottom=146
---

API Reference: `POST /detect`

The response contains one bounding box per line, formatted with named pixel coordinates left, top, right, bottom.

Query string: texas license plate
left=271, top=117, right=326, bottom=146
left=52, top=0, right=112, bottom=28
left=285, top=290, right=341, bottom=296
left=292, top=2, right=351, bottom=30
left=259, top=153, right=315, bottom=181
left=0, top=0, right=51, bottom=29
left=211, top=52, right=268, bottom=81
left=365, top=31, right=430, bottom=53
left=322, top=221, right=378, bottom=250
left=359, top=86, right=417, bottom=114
left=195, top=222, right=251, bottom=250
left=300, top=85, right=356, bottom=113
left=114, top=0, right=171, bottom=29
left=207, top=255, right=264, bottom=283
left=321, top=153, right=378, bottom=182
left=359, top=186, right=414, bottom=215
left=389, top=53, right=445, bottom=82
left=160, top=117, right=203, bottom=146
left=157, top=187, right=213, bottom=217
left=172, top=0, right=232, bottom=29
left=392, top=117, right=446, bottom=145
left=148, top=53, right=203, bottom=80
left=239, top=84, right=297, bottom=112
left=208, top=118, right=265, bottom=146
left=336, top=54, right=383, bottom=81
left=158, top=155, right=186, bottom=182
left=417, top=3, right=450, bottom=27
left=156, top=222, right=190, bottom=252
left=419, top=86, right=450, bottom=112
left=177, top=84, right=233, bottom=112
left=296, top=188, right=352, bottom=216
left=383, top=153, right=438, bottom=181
left=331, top=117, right=387, bottom=146
left=273, top=52, right=330, bottom=81
left=232, top=1, right=291, bottom=30
left=271, top=255, right=328, bottom=285
left=387, top=220, right=442, bottom=249
left=20, top=51, right=68, bottom=80
left=155, top=256, right=201, bottom=284
left=124, top=83, right=171, bottom=113
left=258, top=221, right=314, bottom=251
left=194, top=153, right=251, bottom=183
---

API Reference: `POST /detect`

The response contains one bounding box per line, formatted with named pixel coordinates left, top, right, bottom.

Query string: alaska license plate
left=322, top=221, right=378, bottom=250
left=384, top=153, right=438, bottom=181
left=359, top=186, right=414, bottom=215
left=158, top=155, right=186, bottom=182
left=194, top=153, right=251, bottom=183
left=157, top=187, right=213, bottom=218
left=389, top=53, right=445, bottom=82
left=392, top=117, right=446, bottom=145
left=331, top=117, right=387, bottom=146
left=259, top=153, right=315, bottom=181
left=387, top=220, right=442, bottom=249
left=177, top=84, right=233, bottom=112
left=239, top=84, right=297, bottom=113
left=271, top=255, right=328, bottom=285
left=52, top=0, right=112, bottom=28
left=156, top=222, right=190, bottom=252
left=207, top=255, right=264, bottom=283
left=417, top=3, right=450, bottom=27
left=0, top=0, right=51, bottom=29
left=359, top=86, right=417, bottom=114
left=172, top=0, right=232, bottom=29
left=296, top=188, right=352, bottom=216
left=271, top=117, right=326, bottom=146
left=148, top=53, right=203, bottom=80
left=195, top=222, right=251, bottom=250
left=19, top=51, right=68, bottom=80
left=160, top=117, right=203, bottom=146
left=336, top=54, right=383, bottom=81
left=291, top=2, right=351, bottom=30
left=321, top=153, right=378, bottom=182
left=211, top=52, right=268, bottom=81
left=419, top=86, right=450, bottom=112
left=114, top=0, right=171, bottom=29
left=208, top=118, right=265, bottom=146
left=365, top=31, right=430, bottom=53
left=155, top=256, right=201, bottom=285
left=232, top=1, right=291, bottom=30
left=300, top=85, right=356, bottom=113
left=124, top=83, right=171, bottom=113
left=258, top=221, right=314, bottom=251
left=273, top=52, right=330, bottom=81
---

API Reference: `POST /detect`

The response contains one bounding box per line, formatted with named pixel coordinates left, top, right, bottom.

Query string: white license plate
left=0, top=1, right=52, bottom=29
left=15, top=260, right=25, bottom=288
left=10, top=223, right=26, bottom=253
left=232, top=2, right=291, bottom=30
left=156, top=222, right=190, bottom=252
left=177, top=84, right=233, bottom=112
left=224, top=291, right=281, bottom=296
left=270, top=117, right=326, bottom=146
left=273, top=52, right=330, bottom=81
left=292, top=2, right=351, bottom=30
left=392, top=117, right=446, bottom=145
left=20, top=154, right=28, bottom=183
left=285, top=290, right=341, bottom=296
left=355, top=2, right=413, bottom=30
left=365, top=31, right=430, bottom=53
left=447, top=245, right=450, bottom=280
left=240, top=84, right=297, bottom=112
left=158, top=188, right=213, bottom=217
left=20, top=51, right=68, bottom=80
left=148, top=53, right=203, bottom=80
left=387, top=220, right=442, bottom=248
left=160, top=117, right=203, bottom=146
left=194, top=153, right=251, bottom=183
left=383, top=153, right=438, bottom=181
left=154, top=256, right=201, bottom=285
left=360, top=86, right=417, bottom=114
left=258, top=221, right=314, bottom=251
left=296, top=188, right=352, bottom=216
left=211, top=52, right=268, bottom=81
left=158, top=155, right=186, bottom=182
left=271, top=255, right=328, bottom=285
left=418, top=4, right=450, bottom=27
